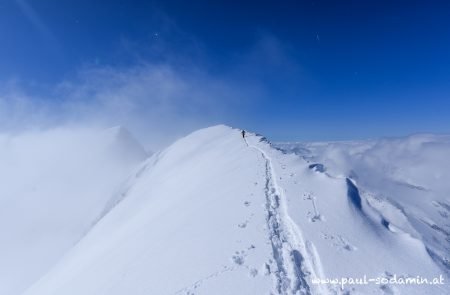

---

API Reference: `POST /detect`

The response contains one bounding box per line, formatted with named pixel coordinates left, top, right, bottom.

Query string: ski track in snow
left=172, top=266, right=237, bottom=295
left=247, top=137, right=324, bottom=295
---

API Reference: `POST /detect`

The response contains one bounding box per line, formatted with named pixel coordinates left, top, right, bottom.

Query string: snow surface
left=275, top=134, right=450, bottom=278
left=5, top=126, right=450, bottom=294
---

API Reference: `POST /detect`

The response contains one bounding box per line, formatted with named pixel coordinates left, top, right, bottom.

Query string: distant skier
left=241, top=130, right=246, bottom=139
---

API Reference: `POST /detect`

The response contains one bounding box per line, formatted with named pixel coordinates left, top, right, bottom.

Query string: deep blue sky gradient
left=1, top=0, right=450, bottom=141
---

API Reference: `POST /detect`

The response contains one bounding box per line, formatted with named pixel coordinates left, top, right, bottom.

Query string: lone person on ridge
left=241, top=130, right=246, bottom=139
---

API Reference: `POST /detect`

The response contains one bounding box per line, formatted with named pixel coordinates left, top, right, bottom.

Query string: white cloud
left=0, top=61, right=260, bottom=149
left=0, top=29, right=296, bottom=150
left=0, top=126, right=147, bottom=294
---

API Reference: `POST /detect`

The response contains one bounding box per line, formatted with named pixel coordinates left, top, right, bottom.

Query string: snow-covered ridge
left=4, top=125, right=449, bottom=294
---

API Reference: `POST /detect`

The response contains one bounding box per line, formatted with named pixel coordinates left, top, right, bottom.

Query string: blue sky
left=1, top=0, right=450, bottom=145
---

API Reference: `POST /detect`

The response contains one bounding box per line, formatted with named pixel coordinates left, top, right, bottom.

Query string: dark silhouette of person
left=241, top=130, right=246, bottom=138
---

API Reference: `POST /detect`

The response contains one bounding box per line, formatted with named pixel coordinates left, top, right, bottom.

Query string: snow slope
left=0, top=127, right=147, bottom=295
left=276, top=134, right=450, bottom=278
left=21, top=126, right=450, bottom=294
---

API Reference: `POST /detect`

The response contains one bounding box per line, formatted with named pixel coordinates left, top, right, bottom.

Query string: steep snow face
left=23, top=125, right=277, bottom=295
left=24, top=127, right=449, bottom=295
left=0, top=127, right=147, bottom=295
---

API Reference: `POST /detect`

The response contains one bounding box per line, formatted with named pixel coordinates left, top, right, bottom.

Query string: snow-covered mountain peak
left=6, top=125, right=450, bottom=295
left=103, top=125, right=149, bottom=161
